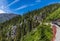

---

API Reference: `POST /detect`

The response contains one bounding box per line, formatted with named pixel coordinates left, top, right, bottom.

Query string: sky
left=0, top=0, right=60, bottom=15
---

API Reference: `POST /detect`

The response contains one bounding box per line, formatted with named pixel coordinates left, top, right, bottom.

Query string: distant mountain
left=0, top=13, right=18, bottom=23
left=0, top=3, right=60, bottom=41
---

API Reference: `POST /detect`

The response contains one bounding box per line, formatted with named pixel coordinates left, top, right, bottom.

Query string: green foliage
left=22, top=24, right=52, bottom=41
left=0, top=3, right=60, bottom=41
left=46, top=8, right=60, bottom=21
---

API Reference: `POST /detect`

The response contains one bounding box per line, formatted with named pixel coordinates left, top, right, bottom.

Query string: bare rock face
left=52, top=19, right=60, bottom=26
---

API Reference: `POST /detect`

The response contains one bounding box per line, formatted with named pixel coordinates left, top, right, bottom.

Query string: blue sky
left=0, top=0, right=60, bottom=15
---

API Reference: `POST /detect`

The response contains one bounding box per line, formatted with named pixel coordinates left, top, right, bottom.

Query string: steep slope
left=0, top=3, right=60, bottom=41
left=23, top=3, right=60, bottom=20
left=46, top=8, right=60, bottom=21
left=22, top=24, right=52, bottom=41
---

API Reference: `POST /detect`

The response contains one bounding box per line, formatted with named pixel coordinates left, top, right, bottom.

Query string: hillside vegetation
left=0, top=3, right=60, bottom=41
left=46, top=8, right=60, bottom=21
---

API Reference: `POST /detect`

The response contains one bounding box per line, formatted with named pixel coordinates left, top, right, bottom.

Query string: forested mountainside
left=0, top=3, right=60, bottom=41
left=0, top=14, right=18, bottom=23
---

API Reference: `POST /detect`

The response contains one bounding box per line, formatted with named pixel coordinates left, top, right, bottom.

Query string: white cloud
left=29, top=4, right=37, bottom=6
left=15, top=5, right=28, bottom=10
left=6, top=0, right=19, bottom=7
left=0, top=10, right=6, bottom=13
left=15, top=3, right=37, bottom=11
left=35, top=0, right=41, bottom=2
left=0, top=5, right=4, bottom=9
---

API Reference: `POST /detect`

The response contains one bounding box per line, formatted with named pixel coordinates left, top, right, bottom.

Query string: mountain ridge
left=0, top=3, right=60, bottom=41
left=0, top=13, right=19, bottom=23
